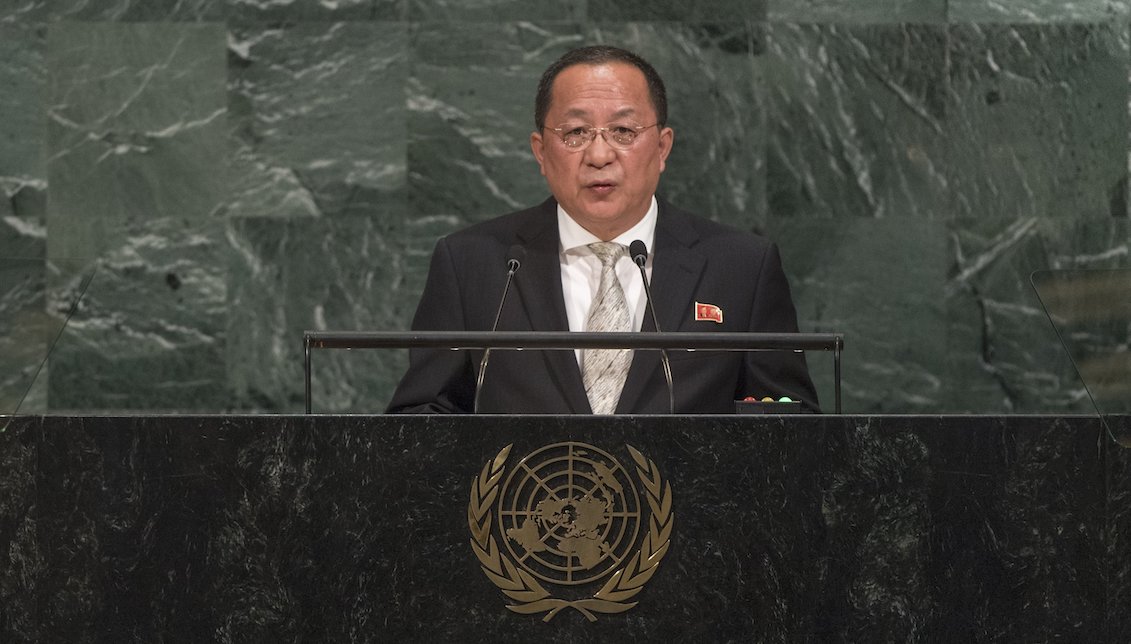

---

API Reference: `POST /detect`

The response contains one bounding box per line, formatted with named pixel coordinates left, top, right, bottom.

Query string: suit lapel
left=616, top=201, right=706, bottom=413
left=514, top=200, right=592, bottom=413
left=648, top=206, right=706, bottom=333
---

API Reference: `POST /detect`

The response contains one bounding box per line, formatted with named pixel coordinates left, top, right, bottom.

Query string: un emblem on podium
left=468, top=442, right=674, bottom=622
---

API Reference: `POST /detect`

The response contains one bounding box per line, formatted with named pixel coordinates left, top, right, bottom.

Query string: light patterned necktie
left=582, top=242, right=632, bottom=414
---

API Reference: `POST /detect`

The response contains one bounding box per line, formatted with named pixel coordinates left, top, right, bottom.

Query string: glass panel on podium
left=1, top=256, right=97, bottom=417
left=1032, top=268, right=1131, bottom=446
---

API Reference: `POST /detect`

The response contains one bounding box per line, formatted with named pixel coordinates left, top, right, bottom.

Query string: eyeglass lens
left=558, top=125, right=644, bottom=150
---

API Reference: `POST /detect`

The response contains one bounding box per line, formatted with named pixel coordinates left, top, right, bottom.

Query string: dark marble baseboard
left=1, top=414, right=1128, bottom=641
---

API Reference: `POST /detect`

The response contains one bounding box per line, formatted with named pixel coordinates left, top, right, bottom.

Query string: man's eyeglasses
left=545, top=123, right=658, bottom=151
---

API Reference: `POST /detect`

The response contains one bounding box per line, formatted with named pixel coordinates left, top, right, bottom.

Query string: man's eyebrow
left=559, top=107, right=640, bottom=120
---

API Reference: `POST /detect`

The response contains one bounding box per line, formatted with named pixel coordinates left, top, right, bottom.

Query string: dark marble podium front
left=2, top=415, right=1129, bottom=642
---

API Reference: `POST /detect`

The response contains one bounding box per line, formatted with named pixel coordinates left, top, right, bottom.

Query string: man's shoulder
left=443, top=198, right=557, bottom=244
left=657, top=198, right=774, bottom=251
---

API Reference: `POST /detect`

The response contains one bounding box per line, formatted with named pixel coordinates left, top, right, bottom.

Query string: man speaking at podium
left=387, top=45, right=818, bottom=414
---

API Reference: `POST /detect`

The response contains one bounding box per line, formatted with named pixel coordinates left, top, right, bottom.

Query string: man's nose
left=584, top=131, right=617, bottom=166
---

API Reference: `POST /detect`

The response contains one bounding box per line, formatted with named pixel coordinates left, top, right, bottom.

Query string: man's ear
left=530, top=131, right=547, bottom=176
left=657, top=126, right=674, bottom=173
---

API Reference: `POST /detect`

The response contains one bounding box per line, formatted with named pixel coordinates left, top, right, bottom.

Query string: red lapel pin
left=694, top=301, right=723, bottom=324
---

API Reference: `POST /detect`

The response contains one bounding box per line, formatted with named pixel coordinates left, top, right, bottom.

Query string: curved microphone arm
left=630, top=240, right=674, bottom=414
left=474, top=246, right=525, bottom=414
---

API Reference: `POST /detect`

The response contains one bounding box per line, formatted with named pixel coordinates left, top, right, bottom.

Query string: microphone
left=474, top=244, right=525, bottom=413
left=629, top=240, right=675, bottom=414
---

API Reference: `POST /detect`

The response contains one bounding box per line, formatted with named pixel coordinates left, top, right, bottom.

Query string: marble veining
left=1, top=9, right=1130, bottom=414
left=765, top=23, right=949, bottom=219
left=949, top=0, right=1131, bottom=22
left=768, top=0, right=946, bottom=23
left=227, top=22, right=407, bottom=220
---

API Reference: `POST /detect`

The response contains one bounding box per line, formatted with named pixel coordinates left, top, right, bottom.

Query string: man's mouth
left=586, top=181, right=617, bottom=193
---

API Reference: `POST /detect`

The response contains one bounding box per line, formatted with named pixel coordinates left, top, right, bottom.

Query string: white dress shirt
left=558, top=197, right=657, bottom=363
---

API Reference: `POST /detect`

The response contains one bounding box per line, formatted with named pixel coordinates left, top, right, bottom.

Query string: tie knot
left=588, top=242, right=625, bottom=267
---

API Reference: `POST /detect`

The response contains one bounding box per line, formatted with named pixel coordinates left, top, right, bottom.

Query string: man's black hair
left=534, top=45, right=668, bottom=130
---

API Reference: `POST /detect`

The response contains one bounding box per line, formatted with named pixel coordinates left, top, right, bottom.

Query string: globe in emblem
left=498, top=442, right=641, bottom=585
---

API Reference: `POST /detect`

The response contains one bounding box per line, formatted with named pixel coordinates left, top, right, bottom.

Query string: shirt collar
left=557, top=196, right=658, bottom=255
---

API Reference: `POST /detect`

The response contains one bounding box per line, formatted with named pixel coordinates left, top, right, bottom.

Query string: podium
left=2, top=413, right=1129, bottom=641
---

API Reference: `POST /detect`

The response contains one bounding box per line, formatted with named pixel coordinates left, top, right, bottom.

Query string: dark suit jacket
left=386, top=197, right=819, bottom=414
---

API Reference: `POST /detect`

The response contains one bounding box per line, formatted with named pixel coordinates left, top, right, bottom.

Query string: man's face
left=530, top=62, right=674, bottom=240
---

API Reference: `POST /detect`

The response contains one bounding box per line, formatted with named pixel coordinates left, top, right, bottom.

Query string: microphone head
left=629, top=240, right=648, bottom=267
left=506, top=244, right=526, bottom=271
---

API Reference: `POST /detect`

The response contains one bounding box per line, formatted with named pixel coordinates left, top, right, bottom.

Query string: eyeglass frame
left=542, top=122, right=661, bottom=151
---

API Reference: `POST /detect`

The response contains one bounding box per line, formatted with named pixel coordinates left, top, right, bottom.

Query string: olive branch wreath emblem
left=467, top=443, right=674, bottom=622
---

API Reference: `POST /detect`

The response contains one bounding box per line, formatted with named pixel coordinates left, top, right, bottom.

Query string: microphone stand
left=473, top=248, right=523, bottom=413
left=630, top=240, right=675, bottom=414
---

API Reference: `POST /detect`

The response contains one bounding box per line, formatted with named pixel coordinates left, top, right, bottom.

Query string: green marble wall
left=1, top=1, right=1128, bottom=414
